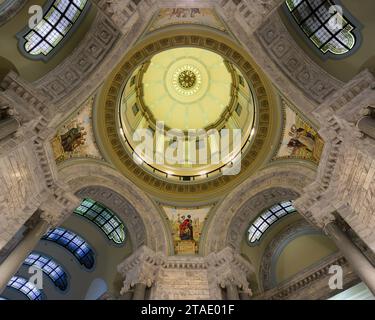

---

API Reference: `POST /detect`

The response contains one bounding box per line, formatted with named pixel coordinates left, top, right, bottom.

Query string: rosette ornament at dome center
left=141, top=48, right=233, bottom=130
left=173, top=65, right=201, bottom=95
left=178, top=69, right=196, bottom=89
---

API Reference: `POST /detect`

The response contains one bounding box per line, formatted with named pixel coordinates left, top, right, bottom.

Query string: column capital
left=207, top=247, right=254, bottom=295
left=117, top=246, right=163, bottom=295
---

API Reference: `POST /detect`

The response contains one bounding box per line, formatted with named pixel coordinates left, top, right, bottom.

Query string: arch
left=258, top=219, right=322, bottom=291
left=201, top=163, right=316, bottom=254
left=58, top=160, right=172, bottom=254
left=24, top=252, right=68, bottom=291
left=42, top=227, right=95, bottom=269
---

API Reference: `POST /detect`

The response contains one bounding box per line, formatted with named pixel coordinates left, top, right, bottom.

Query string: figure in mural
left=60, top=127, right=87, bottom=152
left=287, top=125, right=316, bottom=154
left=178, top=214, right=194, bottom=241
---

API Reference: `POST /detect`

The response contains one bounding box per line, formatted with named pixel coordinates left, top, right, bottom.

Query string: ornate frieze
left=256, top=13, right=342, bottom=105
left=117, top=246, right=254, bottom=300
left=294, top=70, right=375, bottom=251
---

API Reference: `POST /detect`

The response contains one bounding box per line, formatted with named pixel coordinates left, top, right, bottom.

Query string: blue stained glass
left=7, top=276, right=43, bottom=300
left=42, top=227, right=95, bottom=269
left=23, top=252, right=68, bottom=291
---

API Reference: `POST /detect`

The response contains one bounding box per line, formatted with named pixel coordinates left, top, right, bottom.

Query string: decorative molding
left=92, top=0, right=156, bottom=33
left=58, top=160, right=171, bottom=254
left=218, top=0, right=284, bottom=32
left=1, top=71, right=54, bottom=123
left=256, top=13, right=342, bottom=104
left=256, top=252, right=358, bottom=300
left=294, top=70, right=375, bottom=252
left=101, top=34, right=272, bottom=194
left=259, top=220, right=322, bottom=291
left=202, top=163, right=316, bottom=254
left=33, top=12, right=120, bottom=107
left=76, top=185, right=147, bottom=250
left=118, top=245, right=161, bottom=293
left=0, top=0, right=27, bottom=27
left=227, top=188, right=300, bottom=252
left=117, top=246, right=254, bottom=299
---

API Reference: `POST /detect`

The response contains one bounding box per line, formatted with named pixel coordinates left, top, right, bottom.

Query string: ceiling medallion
left=178, top=70, right=196, bottom=89
left=172, top=65, right=201, bottom=96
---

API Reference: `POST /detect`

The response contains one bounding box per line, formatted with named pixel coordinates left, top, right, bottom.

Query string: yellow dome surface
left=142, top=47, right=232, bottom=130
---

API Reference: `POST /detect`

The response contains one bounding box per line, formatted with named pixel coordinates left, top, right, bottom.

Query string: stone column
left=226, top=283, right=240, bottom=300
left=325, top=221, right=375, bottom=295
left=358, top=116, right=375, bottom=139
left=0, top=218, right=49, bottom=293
left=132, top=283, right=147, bottom=300
left=0, top=117, right=19, bottom=140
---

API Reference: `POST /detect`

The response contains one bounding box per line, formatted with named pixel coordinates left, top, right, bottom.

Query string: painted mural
left=148, top=8, right=227, bottom=33
left=51, top=97, right=102, bottom=163
left=162, top=205, right=212, bottom=255
left=274, top=100, right=324, bottom=163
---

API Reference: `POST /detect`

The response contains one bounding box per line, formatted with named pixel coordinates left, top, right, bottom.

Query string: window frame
left=16, top=0, right=91, bottom=62
left=74, top=198, right=126, bottom=245
left=42, top=227, right=95, bottom=269
left=23, top=252, right=69, bottom=291
left=283, top=0, right=361, bottom=59
left=247, top=201, right=297, bottom=246
left=7, top=276, right=43, bottom=300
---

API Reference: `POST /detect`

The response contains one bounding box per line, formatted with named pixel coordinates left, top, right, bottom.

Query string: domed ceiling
left=117, top=46, right=257, bottom=180
left=94, top=30, right=281, bottom=201
left=141, top=47, right=234, bottom=130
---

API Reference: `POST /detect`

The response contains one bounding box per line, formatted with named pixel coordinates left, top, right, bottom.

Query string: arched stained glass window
left=248, top=201, right=296, bottom=244
left=24, top=253, right=68, bottom=291
left=17, top=0, right=89, bottom=60
left=74, top=198, right=126, bottom=244
left=7, top=276, right=43, bottom=300
left=42, top=227, right=95, bottom=269
left=285, top=0, right=357, bottom=55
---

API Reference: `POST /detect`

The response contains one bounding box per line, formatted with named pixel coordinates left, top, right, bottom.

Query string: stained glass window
left=42, top=227, right=95, bottom=269
left=7, top=276, right=43, bottom=300
left=24, top=253, right=68, bottom=291
left=19, top=0, right=89, bottom=60
left=285, top=0, right=357, bottom=55
left=248, top=201, right=296, bottom=244
left=74, top=198, right=126, bottom=244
